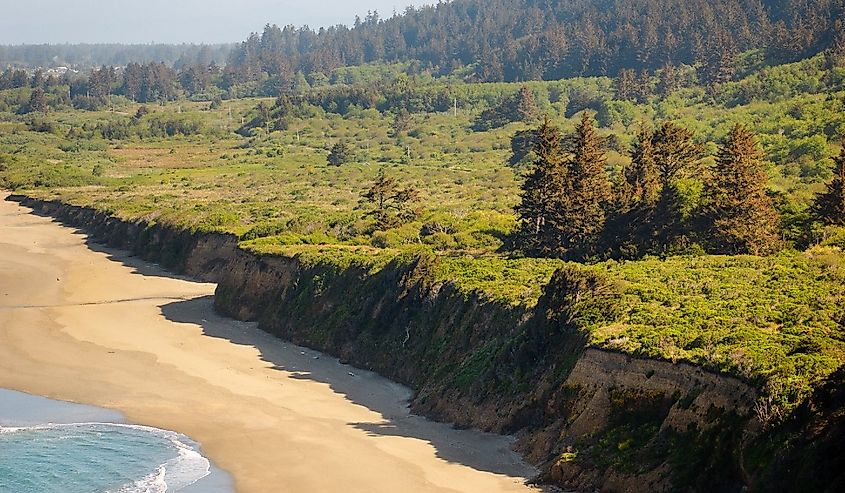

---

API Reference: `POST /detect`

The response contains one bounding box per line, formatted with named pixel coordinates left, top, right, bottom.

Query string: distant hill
left=222, top=0, right=845, bottom=84
left=4, top=0, right=843, bottom=96
left=0, top=43, right=232, bottom=71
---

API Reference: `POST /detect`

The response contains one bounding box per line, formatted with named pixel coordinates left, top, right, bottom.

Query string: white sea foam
left=1, top=422, right=211, bottom=492
left=116, top=465, right=168, bottom=493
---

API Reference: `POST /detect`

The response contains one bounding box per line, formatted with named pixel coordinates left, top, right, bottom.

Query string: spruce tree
left=651, top=121, right=704, bottom=252
left=515, top=85, right=538, bottom=122
left=610, top=124, right=662, bottom=257
left=516, top=117, right=569, bottom=256
left=625, top=123, right=660, bottom=207
left=564, top=112, right=611, bottom=257
left=509, top=128, right=539, bottom=167
left=652, top=121, right=704, bottom=186
left=657, top=63, right=680, bottom=97
left=634, top=69, right=652, bottom=103
left=26, top=87, right=47, bottom=114
left=707, top=124, right=780, bottom=255
left=327, top=141, right=354, bottom=166
left=614, top=69, right=636, bottom=100
left=814, top=147, right=845, bottom=226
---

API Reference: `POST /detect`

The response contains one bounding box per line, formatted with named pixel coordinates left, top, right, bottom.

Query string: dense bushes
left=94, top=113, right=208, bottom=140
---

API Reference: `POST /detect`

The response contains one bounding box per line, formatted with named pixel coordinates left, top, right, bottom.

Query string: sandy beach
left=0, top=194, right=539, bottom=493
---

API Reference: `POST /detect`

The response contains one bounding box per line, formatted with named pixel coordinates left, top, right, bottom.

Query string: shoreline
left=0, top=388, right=234, bottom=493
left=0, top=194, right=540, bottom=492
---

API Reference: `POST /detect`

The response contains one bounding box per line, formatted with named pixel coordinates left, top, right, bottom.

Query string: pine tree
left=614, top=69, right=636, bottom=100
left=364, top=170, right=398, bottom=229
left=26, top=87, right=47, bottom=114
left=515, top=85, right=538, bottom=122
left=516, top=117, right=569, bottom=256
left=625, top=123, right=660, bottom=207
left=813, top=147, right=845, bottom=226
left=327, top=141, right=354, bottom=166
left=363, top=169, right=420, bottom=229
left=707, top=124, right=780, bottom=255
left=564, top=112, right=611, bottom=257
left=650, top=121, right=704, bottom=252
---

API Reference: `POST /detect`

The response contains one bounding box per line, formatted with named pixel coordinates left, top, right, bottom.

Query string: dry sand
left=0, top=194, right=540, bottom=493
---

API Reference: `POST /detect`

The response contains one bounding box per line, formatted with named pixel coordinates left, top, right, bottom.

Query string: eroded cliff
left=11, top=193, right=835, bottom=492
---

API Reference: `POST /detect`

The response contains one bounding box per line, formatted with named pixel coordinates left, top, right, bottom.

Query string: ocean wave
left=0, top=422, right=211, bottom=492
left=115, top=465, right=167, bottom=493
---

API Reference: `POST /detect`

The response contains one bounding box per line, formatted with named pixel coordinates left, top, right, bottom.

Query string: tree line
left=0, top=60, right=219, bottom=112
left=0, top=44, right=230, bottom=72
left=516, top=113, right=845, bottom=260
left=222, top=0, right=844, bottom=87
left=3, top=0, right=844, bottom=104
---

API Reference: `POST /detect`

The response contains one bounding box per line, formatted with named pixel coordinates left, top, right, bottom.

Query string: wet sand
left=0, top=194, right=539, bottom=493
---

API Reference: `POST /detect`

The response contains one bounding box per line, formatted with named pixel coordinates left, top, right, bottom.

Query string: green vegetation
left=588, top=250, right=845, bottom=414
left=2, top=49, right=844, bottom=420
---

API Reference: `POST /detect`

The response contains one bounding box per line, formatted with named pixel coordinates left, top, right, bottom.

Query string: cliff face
left=746, top=366, right=845, bottom=492
left=9, top=194, right=781, bottom=492
left=212, top=248, right=762, bottom=492
left=11, top=195, right=242, bottom=283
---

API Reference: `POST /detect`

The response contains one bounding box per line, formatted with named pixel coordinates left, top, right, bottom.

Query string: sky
left=0, top=0, right=431, bottom=45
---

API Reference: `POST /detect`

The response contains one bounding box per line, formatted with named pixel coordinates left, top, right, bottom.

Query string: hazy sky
left=0, top=0, right=430, bottom=45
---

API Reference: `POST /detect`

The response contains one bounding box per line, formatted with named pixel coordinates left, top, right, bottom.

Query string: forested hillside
left=222, top=0, right=845, bottom=84
left=4, top=0, right=844, bottom=92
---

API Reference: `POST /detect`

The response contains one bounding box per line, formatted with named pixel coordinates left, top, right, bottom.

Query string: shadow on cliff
left=160, top=295, right=540, bottom=482
left=81, top=238, right=200, bottom=281
left=19, top=202, right=542, bottom=484
left=18, top=201, right=213, bottom=283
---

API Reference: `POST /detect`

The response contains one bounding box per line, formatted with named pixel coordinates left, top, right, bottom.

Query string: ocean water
left=0, top=390, right=230, bottom=493
left=0, top=423, right=210, bottom=493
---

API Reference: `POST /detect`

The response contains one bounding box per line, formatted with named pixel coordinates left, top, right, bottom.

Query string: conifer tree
left=707, top=124, right=780, bottom=255
left=609, top=121, right=705, bottom=257
left=634, top=69, right=652, bottom=103
left=564, top=112, right=611, bottom=257
left=516, top=117, right=569, bottom=256
left=391, top=108, right=412, bottom=137
left=364, top=169, right=398, bottom=215
left=515, top=85, right=538, bottom=122
left=625, top=124, right=660, bottom=207
left=609, top=124, right=662, bottom=257
left=509, top=128, right=539, bottom=167
left=363, top=169, right=420, bottom=229
left=25, top=87, right=47, bottom=114
left=657, top=63, right=680, bottom=97
left=814, top=147, right=845, bottom=226
left=651, top=121, right=704, bottom=251
left=652, top=121, right=704, bottom=186
left=614, top=69, right=636, bottom=100
left=327, top=141, right=354, bottom=166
